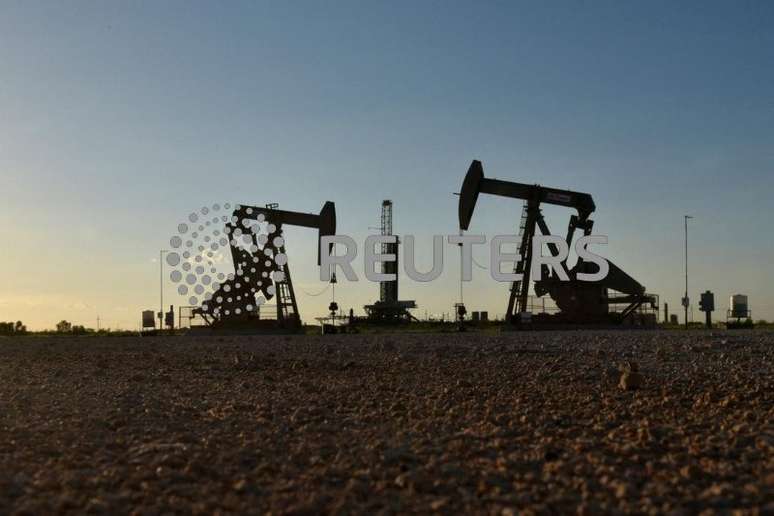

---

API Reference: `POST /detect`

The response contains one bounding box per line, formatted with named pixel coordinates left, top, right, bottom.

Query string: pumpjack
left=193, top=201, right=335, bottom=333
left=459, top=160, right=657, bottom=327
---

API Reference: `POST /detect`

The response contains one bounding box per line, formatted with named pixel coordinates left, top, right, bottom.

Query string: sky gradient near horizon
left=1, top=1, right=773, bottom=330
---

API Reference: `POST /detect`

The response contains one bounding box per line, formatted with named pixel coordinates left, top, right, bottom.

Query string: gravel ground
left=0, top=330, right=772, bottom=515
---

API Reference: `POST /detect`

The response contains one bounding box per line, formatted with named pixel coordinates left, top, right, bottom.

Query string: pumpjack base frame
left=504, top=311, right=658, bottom=331
left=187, top=313, right=304, bottom=335
left=362, top=300, right=418, bottom=324
left=187, top=324, right=304, bottom=336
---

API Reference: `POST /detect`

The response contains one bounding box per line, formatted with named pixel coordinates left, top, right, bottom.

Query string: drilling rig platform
left=363, top=200, right=417, bottom=323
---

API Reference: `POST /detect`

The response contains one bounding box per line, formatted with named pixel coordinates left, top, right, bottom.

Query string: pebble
left=0, top=331, right=770, bottom=514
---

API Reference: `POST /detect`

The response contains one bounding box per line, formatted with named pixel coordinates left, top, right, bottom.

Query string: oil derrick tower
left=364, top=200, right=417, bottom=322
left=380, top=200, right=398, bottom=303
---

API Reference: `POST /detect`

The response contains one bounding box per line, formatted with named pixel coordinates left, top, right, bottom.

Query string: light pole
left=160, top=249, right=169, bottom=330
left=682, top=215, right=692, bottom=328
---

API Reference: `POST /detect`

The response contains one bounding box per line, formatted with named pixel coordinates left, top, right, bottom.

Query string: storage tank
left=730, top=294, right=748, bottom=318
left=141, top=310, right=156, bottom=329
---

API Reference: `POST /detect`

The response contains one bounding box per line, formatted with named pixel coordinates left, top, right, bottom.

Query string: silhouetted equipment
left=364, top=200, right=417, bottom=322
left=193, top=201, right=336, bottom=333
left=681, top=294, right=690, bottom=327
left=455, top=302, right=467, bottom=331
left=727, top=294, right=754, bottom=329
left=381, top=200, right=397, bottom=304
left=699, top=291, right=714, bottom=328
left=470, top=310, right=489, bottom=323
left=141, top=310, right=155, bottom=330
left=316, top=301, right=353, bottom=335
left=670, top=314, right=679, bottom=324
left=164, top=305, right=174, bottom=329
left=664, top=302, right=669, bottom=324
left=729, top=294, right=748, bottom=319
left=459, top=159, right=657, bottom=327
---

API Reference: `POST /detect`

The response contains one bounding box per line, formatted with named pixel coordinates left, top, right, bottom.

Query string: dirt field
left=0, top=330, right=772, bottom=514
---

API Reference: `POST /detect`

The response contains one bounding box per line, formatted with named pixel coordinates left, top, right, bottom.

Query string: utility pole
left=457, top=229, right=465, bottom=305
left=160, top=249, right=169, bottom=331
left=682, top=215, right=692, bottom=328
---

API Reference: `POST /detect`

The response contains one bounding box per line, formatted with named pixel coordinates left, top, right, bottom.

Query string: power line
left=299, top=284, right=331, bottom=297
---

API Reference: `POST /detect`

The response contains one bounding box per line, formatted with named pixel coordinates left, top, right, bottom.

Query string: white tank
left=142, top=310, right=156, bottom=328
left=730, top=294, right=748, bottom=318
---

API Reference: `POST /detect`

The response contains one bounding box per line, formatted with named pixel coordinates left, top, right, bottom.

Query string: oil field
left=2, top=2, right=774, bottom=515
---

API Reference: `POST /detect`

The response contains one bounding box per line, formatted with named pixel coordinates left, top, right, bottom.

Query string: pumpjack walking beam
left=232, top=201, right=336, bottom=265
left=233, top=202, right=335, bottom=326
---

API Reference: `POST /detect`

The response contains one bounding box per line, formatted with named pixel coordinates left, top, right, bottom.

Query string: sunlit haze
left=1, top=1, right=772, bottom=330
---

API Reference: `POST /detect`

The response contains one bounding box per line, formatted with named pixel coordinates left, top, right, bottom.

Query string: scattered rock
left=430, top=498, right=449, bottom=510
left=618, top=362, right=643, bottom=390
left=0, top=332, right=770, bottom=513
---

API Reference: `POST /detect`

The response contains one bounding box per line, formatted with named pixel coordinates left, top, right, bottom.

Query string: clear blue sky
left=1, top=1, right=772, bottom=329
